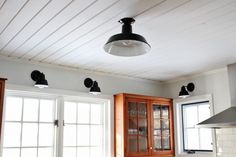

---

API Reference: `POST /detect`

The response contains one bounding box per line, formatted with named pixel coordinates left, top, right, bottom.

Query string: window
left=63, top=101, right=105, bottom=157
left=181, top=101, right=212, bottom=152
left=1, top=92, right=110, bottom=157
left=2, top=96, right=57, bottom=157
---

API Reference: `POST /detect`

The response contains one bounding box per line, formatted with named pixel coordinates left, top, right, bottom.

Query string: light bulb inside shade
left=89, top=91, right=101, bottom=95
left=35, top=84, right=48, bottom=89
left=104, top=40, right=150, bottom=57
left=179, top=95, right=189, bottom=98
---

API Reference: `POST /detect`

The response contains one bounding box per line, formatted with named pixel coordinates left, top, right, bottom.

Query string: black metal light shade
left=31, top=70, right=48, bottom=88
left=104, top=17, right=151, bottom=57
left=179, top=83, right=195, bottom=98
left=84, top=78, right=101, bottom=95
left=179, top=86, right=189, bottom=98
left=89, top=81, right=101, bottom=95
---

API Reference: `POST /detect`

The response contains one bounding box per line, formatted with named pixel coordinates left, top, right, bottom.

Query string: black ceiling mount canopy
left=104, top=17, right=151, bottom=57
left=31, top=70, right=48, bottom=89
left=179, top=82, right=195, bottom=98
left=84, top=78, right=101, bottom=95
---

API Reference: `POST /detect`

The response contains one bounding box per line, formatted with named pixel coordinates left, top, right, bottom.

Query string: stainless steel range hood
left=197, top=63, right=236, bottom=128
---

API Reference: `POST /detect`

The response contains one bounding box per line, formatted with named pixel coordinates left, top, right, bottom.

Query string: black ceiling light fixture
left=84, top=78, right=101, bottom=95
left=104, top=17, right=151, bottom=57
left=31, top=70, right=48, bottom=89
left=179, top=82, right=195, bottom=98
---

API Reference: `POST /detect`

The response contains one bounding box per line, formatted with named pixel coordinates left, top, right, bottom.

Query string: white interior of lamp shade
left=104, top=40, right=151, bottom=57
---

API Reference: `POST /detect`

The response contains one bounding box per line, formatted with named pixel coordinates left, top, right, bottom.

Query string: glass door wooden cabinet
left=114, top=93, right=174, bottom=157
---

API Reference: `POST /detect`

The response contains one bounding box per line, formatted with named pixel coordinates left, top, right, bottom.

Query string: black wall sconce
left=179, top=82, right=195, bottom=98
left=31, top=70, right=48, bottom=88
left=84, top=78, right=101, bottom=95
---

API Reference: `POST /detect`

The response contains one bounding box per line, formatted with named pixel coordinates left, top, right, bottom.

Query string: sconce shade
left=84, top=78, right=101, bottom=95
left=89, top=81, right=101, bottom=95
left=31, top=70, right=48, bottom=88
left=104, top=17, right=150, bottom=57
left=179, top=86, right=189, bottom=98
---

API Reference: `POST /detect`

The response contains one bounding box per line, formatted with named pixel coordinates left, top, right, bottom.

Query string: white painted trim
left=173, top=94, right=217, bottom=157
left=0, top=55, right=161, bottom=84
left=163, top=68, right=227, bottom=84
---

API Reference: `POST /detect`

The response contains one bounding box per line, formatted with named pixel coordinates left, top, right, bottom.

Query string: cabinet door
left=151, top=103, right=174, bottom=156
left=125, top=99, right=150, bottom=156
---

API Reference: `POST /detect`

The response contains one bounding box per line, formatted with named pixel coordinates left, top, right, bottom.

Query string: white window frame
left=0, top=87, right=113, bottom=157
left=173, top=95, right=217, bottom=157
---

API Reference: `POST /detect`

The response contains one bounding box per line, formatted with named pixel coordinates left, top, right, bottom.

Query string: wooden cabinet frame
left=0, top=78, right=7, bottom=139
left=114, top=93, right=175, bottom=157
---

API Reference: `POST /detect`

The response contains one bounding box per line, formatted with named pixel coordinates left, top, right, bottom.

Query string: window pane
left=77, top=103, right=89, bottom=124
left=64, top=102, right=76, bottom=123
left=200, top=128, right=212, bottom=150
left=63, top=125, right=76, bottom=146
left=21, top=148, right=37, bottom=157
left=3, top=122, right=21, bottom=147
left=91, top=147, right=103, bottom=157
left=91, top=125, right=103, bottom=146
left=40, top=99, right=55, bottom=122
left=63, top=147, right=76, bottom=157
left=5, top=97, right=22, bottom=121
left=77, top=125, right=90, bottom=146
left=185, top=128, right=199, bottom=150
left=38, top=148, right=53, bottom=157
left=183, top=105, right=198, bottom=127
left=77, top=147, right=89, bottom=157
left=39, top=124, right=54, bottom=146
left=198, top=104, right=210, bottom=122
left=91, top=104, right=102, bottom=124
left=2, top=148, right=20, bottom=157
left=23, top=98, right=39, bottom=122
left=22, top=123, right=38, bottom=147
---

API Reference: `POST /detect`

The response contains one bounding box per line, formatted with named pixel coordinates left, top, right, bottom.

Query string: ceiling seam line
left=29, top=0, right=121, bottom=60
left=0, top=0, right=7, bottom=10
left=0, top=0, right=53, bottom=54
left=0, top=0, right=30, bottom=36
left=7, top=0, right=75, bottom=57
left=52, top=0, right=194, bottom=64
left=17, top=0, right=98, bottom=59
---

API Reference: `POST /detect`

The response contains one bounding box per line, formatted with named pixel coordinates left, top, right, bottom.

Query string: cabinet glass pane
left=153, top=105, right=160, bottom=118
left=139, top=136, right=148, bottom=152
left=154, top=119, right=160, bottom=129
left=161, top=119, right=169, bottom=129
left=162, top=106, right=169, bottom=119
left=162, top=136, right=170, bottom=150
left=154, top=136, right=161, bottom=150
left=154, top=129, right=161, bottom=136
left=128, top=118, right=138, bottom=135
left=138, top=103, right=147, bottom=117
left=162, top=130, right=170, bottom=136
left=128, top=102, right=137, bottom=116
left=138, top=118, right=147, bottom=135
left=128, top=136, right=138, bottom=152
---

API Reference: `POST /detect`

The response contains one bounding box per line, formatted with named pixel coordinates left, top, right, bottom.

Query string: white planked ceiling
left=1, top=0, right=236, bottom=81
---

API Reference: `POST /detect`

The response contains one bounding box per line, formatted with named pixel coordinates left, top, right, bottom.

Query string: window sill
left=176, top=152, right=214, bottom=157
